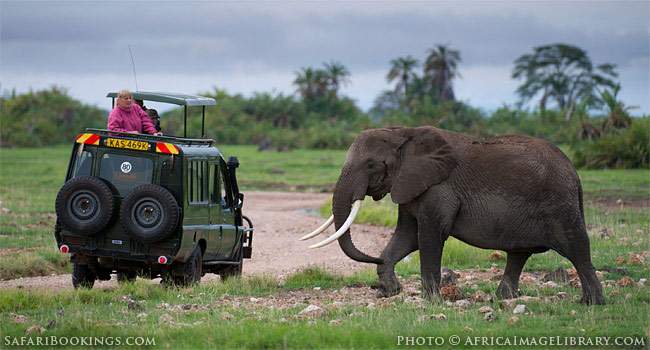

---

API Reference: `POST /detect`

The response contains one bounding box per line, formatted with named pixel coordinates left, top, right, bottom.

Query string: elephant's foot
left=496, top=280, right=520, bottom=299
left=376, top=278, right=401, bottom=298
left=580, top=290, right=605, bottom=305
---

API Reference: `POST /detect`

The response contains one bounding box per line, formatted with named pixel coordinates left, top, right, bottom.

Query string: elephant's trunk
left=332, top=166, right=383, bottom=265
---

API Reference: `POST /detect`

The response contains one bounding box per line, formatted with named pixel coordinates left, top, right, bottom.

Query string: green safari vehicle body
left=53, top=92, right=253, bottom=288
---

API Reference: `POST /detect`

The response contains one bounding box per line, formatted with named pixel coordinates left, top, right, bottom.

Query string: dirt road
left=0, top=192, right=392, bottom=290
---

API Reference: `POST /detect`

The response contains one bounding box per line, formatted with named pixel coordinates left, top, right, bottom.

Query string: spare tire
left=120, top=184, right=179, bottom=243
left=55, top=176, right=116, bottom=235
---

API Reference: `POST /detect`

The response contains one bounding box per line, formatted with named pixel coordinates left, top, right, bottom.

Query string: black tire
left=117, top=271, right=137, bottom=283
left=55, top=176, right=115, bottom=235
left=120, top=184, right=179, bottom=243
left=72, top=263, right=96, bottom=289
left=172, top=246, right=203, bottom=287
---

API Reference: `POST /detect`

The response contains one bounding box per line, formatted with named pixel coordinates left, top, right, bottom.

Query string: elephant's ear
left=390, top=130, right=457, bottom=204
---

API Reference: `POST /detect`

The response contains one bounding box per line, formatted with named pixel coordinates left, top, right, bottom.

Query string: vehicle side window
left=73, top=150, right=93, bottom=177
left=209, top=163, right=219, bottom=204
left=188, top=160, right=208, bottom=204
left=219, top=160, right=230, bottom=207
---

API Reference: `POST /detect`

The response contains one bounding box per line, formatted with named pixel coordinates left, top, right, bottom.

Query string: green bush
left=0, top=87, right=106, bottom=147
left=572, top=117, right=649, bottom=168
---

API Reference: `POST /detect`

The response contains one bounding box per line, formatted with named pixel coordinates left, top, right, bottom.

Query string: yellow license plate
left=104, top=138, right=150, bottom=151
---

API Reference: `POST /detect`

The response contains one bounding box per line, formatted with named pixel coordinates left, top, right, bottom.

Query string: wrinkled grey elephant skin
left=330, top=126, right=604, bottom=305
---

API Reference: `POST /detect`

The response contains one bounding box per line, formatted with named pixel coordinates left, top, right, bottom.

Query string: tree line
left=1, top=43, right=647, bottom=168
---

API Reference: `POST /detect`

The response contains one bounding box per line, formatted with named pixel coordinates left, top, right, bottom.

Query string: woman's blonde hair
left=117, top=89, right=132, bottom=99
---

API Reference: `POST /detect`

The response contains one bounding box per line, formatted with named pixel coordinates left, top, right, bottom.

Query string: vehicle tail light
left=59, top=244, right=70, bottom=254
left=157, top=256, right=168, bottom=264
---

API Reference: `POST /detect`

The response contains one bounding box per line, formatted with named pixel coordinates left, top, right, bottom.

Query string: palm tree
left=324, top=61, right=351, bottom=97
left=293, top=67, right=319, bottom=100
left=424, top=45, right=462, bottom=101
left=512, top=43, right=618, bottom=121
left=386, top=56, right=419, bottom=98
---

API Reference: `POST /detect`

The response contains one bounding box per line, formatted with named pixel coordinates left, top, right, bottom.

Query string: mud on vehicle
left=54, top=92, right=253, bottom=288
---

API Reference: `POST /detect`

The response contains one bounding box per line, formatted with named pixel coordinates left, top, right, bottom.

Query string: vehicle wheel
left=174, top=245, right=203, bottom=287
left=120, top=184, right=179, bottom=243
left=72, top=263, right=96, bottom=289
left=55, top=176, right=116, bottom=235
left=117, top=271, right=137, bottom=283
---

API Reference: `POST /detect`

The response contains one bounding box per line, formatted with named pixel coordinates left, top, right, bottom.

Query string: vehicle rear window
left=73, top=150, right=93, bottom=177
left=99, top=153, right=153, bottom=196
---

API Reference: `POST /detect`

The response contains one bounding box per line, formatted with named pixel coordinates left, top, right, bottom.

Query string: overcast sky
left=1, top=1, right=648, bottom=114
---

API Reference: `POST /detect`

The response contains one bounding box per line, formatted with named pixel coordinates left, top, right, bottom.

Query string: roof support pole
left=184, top=106, right=188, bottom=138
left=201, top=106, right=205, bottom=137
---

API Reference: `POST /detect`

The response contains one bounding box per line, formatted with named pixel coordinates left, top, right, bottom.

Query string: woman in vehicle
left=107, top=90, right=162, bottom=135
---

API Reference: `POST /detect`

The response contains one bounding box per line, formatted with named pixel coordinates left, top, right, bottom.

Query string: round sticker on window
left=120, top=161, right=132, bottom=173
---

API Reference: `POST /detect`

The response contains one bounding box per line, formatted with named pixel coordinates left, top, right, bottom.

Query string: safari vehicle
left=54, top=92, right=253, bottom=288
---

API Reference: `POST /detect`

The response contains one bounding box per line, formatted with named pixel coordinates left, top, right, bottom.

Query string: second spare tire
left=120, top=184, right=179, bottom=243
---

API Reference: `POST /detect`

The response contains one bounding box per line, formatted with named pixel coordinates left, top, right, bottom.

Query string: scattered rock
left=25, top=325, right=45, bottom=335
left=615, top=256, right=626, bottom=265
left=46, top=319, right=56, bottom=329
left=433, top=313, right=447, bottom=321
left=616, top=276, right=635, bottom=287
left=520, top=275, right=537, bottom=284
left=478, top=306, right=494, bottom=314
left=454, top=299, right=471, bottom=309
left=419, top=313, right=447, bottom=322
left=542, top=281, right=558, bottom=288
left=159, top=314, right=174, bottom=324
left=127, top=299, right=144, bottom=311
left=329, top=319, right=342, bottom=326
left=638, top=278, right=647, bottom=287
left=470, top=290, right=493, bottom=303
left=484, top=312, right=496, bottom=322
left=366, top=302, right=376, bottom=310
left=11, top=313, right=28, bottom=324
left=441, top=267, right=460, bottom=285
left=507, top=316, right=519, bottom=325
left=598, top=227, right=613, bottom=238
left=313, top=287, right=321, bottom=291
left=221, top=312, right=234, bottom=321
left=181, top=304, right=192, bottom=311
left=542, top=268, right=570, bottom=284
left=570, top=310, right=577, bottom=316
left=249, top=297, right=260, bottom=302
left=440, top=285, right=463, bottom=301
left=299, top=304, right=323, bottom=316
left=556, top=292, right=569, bottom=300
left=595, top=271, right=605, bottom=281
left=513, top=304, right=526, bottom=314
left=628, top=253, right=646, bottom=265
left=489, top=251, right=505, bottom=261
left=464, top=326, right=474, bottom=332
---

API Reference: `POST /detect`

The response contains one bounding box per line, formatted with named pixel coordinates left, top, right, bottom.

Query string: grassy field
left=1, top=145, right=648, bottom=348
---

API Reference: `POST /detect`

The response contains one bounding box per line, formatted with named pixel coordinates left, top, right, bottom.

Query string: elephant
left=302, top=126, right=604, bottom=305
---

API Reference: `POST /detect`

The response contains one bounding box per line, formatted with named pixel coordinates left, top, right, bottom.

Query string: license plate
left=105, top=138, right=150, bottom=151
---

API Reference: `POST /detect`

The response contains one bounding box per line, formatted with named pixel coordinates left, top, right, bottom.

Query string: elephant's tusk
left=300, top=215, right=334, bottom=241
left=309, top=200, right=362, bottom=249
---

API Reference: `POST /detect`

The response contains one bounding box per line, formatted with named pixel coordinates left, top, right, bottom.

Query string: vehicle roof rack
left=107, top=91, right=216, bottom=138
left=85, top=128, right=215, bottom=146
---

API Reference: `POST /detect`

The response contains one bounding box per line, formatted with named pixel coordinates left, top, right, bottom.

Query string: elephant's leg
left=496, top=252, right=532, bottom=299
left=418, top=232, right=444, bottom=300
left=377, top=208, right=418, bottom=298
left=565, top=236, right=605, bottom=305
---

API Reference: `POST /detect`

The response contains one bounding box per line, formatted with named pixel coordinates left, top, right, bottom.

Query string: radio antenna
left=128, top=45, right=139, bottom=91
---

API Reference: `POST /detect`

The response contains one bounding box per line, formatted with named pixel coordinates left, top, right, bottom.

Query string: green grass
left=1, top=267, right=647, bottom=349
left=0, top=145, right=648, bottom=348
left=0, top=146, right=648, bottom=279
